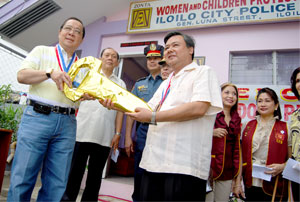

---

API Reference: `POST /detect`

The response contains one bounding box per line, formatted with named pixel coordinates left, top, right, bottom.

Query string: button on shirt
left=76, top=71, right=126, bottom=147
left=139, top=62, right=223, bottom=180
left=131, top=74, right=163, bottom=102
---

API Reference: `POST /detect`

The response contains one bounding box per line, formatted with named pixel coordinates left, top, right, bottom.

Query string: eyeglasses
left=62, top=26, right=82, bottom=36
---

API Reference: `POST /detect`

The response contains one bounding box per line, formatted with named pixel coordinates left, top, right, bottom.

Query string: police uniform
left=131, top=44, right=164, bottom=201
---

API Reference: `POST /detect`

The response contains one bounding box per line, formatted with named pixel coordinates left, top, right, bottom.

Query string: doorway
left=108, top=55, right=149, bottom=177
left=116, top=56, right=148, bottom=91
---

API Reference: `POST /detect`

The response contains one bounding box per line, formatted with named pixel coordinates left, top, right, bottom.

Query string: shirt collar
left=255, top=115, right=279, bottom=122
left=56, top=43, right=77, bottom=61
left=100, top=69, right=117, bottom=80
left=174, top=62, right=198, bottom=77
left=147, top=74, right=162, bottom=81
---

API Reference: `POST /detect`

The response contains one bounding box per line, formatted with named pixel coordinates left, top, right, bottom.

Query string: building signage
left=237, top=85, right=299, bottom=124
left=127, top=0, right=300, bottom=33
left=120, top=41, right=158, bottom=47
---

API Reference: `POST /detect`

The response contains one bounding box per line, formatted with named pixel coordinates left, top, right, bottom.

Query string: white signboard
left=127, top=0, right=300, bottom=33
left=237, top=85, right=299, bottom=125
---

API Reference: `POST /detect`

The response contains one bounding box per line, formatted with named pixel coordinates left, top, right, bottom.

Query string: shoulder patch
left=136, top=77, right=147, bottom=82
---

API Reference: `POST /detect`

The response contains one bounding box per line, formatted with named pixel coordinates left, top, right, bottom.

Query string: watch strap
left=151, top=111, right=157, bottom=125
left=46, top=69, right=53, bottom=78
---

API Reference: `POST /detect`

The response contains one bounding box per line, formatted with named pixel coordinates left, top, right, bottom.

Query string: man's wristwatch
left=150, top=111, right=157, bottom=125
left=46, top=68, right=54, bottom=78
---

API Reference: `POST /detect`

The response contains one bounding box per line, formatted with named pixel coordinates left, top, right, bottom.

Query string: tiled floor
left=99, top=175, right=133, bottom=201
left=0, top=171, right=133, bottom=202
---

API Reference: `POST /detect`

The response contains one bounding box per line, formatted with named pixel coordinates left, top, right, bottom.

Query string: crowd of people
left=6, top=16, right=300, bottom=202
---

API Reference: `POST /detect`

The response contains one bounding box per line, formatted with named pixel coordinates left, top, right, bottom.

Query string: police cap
left=158, top=57, right=166, bottom=65
left=144, top=43, right=164, bottom=58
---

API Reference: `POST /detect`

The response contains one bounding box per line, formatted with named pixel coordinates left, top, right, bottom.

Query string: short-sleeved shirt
left=19, top=45, right=78, bottom=108
left=139, top=62, right=223, bottom=180
left=76, top=71, right=126, bottom=147
left=131, top=74, right=163, bottom=102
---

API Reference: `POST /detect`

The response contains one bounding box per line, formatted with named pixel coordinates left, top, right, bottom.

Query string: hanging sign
left=120, top=41, right=158, bottom=47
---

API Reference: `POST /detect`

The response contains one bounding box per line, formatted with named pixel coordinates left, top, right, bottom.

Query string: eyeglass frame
left=62, top=26, right=83, bottom=36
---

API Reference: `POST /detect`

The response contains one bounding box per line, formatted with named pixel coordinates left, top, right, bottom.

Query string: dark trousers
left=140, top=171, right=207, bottom=201
left=62, top=142, right=110, bottom=202
left=291, top=181, right=299, bottom=201
left=245, top=186, right=286, bottom=201
left=291, top=157, right=300, bottom=201
left=132, top=123, right=148, bottom=201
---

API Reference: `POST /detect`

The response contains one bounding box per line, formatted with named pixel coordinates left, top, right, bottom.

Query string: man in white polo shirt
left=125, top=31, right=223, bottom=201
left=8, top=17, right=88, bottom=201
left=62, top=48, right=126, bottom=201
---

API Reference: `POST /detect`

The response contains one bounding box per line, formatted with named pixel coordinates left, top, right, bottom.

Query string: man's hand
left=126, top=107, right=152, bottom=123
left=213, top=128, right=228, bottom=138
left=125, top=137, right=134, bottom=157
left=111, top=134, right=121, bottom=153
left=98, top=99, right=126, bottom=113
left=51, top=70, right=72, bottom=91
left=80, top=93, right=95, bottom=101
left=98, top=98, right=126, bottom=112
left=99, top=98, right=115, bottom=109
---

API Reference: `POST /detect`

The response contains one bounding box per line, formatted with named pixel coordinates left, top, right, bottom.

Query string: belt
left=27, top=99, right=75, bottom=115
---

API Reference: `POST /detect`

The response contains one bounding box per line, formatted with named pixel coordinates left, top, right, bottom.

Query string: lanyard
left=55, top=44, right=77, bottom=72
left=160, top=73, right=174, bottom=106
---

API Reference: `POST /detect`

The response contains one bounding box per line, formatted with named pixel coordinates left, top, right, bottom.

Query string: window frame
left=229, top=49, right=300, bottom=85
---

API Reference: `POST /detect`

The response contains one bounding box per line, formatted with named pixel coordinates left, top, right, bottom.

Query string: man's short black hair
left=100, top=47, right=120, bottom=60
left=60, top=17, right=85, bottom=39
left=164, top=31, right=195, bottom=59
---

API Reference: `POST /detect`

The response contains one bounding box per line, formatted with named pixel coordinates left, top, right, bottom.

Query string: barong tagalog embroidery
left=155, top=73, right=174, bottom=112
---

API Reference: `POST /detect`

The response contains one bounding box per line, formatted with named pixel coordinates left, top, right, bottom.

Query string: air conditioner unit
left=0, top=0, right=61, bottom=38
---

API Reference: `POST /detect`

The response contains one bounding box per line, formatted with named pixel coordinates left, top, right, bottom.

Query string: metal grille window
left=277, top=51, right=300, bottom=85
left=230, top=50, right=300, bottom=85
left=0, top=43, right=27, bottom=92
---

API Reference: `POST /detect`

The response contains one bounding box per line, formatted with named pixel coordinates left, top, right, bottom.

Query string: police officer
left=125, top=43, right=164, bottom=201
left=159, top=57, right=174, bottom=80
